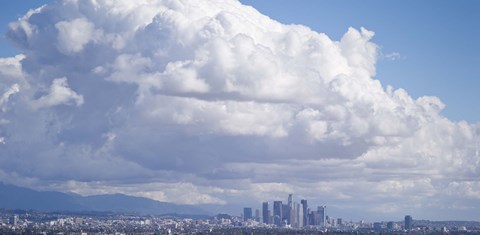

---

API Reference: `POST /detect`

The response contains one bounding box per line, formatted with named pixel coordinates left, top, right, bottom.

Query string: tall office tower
left=282, top=204, right=289, bottom=224
left=298, top=204, right=305, bottom=228
left=300, top=199, right=308, bottom=227
left=317, top=206, right=326, bottom=226
left=287, top=194, right=294, bottom=225
left=294, top=203, right=301, bottom=228
left=255, top=209, right=260, bottom=222
left=273, top=201, right=283, bottom=227
left=404, top=215, right=413, bottom=230
left=243, top=208, right=253, bottom=221
left=262, top=202, right=269, bottom=224
left=310, top=211, right=318, bottom=226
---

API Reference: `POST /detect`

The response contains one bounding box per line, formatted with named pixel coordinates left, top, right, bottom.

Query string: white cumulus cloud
left=0, top=0, right=478, bottom=220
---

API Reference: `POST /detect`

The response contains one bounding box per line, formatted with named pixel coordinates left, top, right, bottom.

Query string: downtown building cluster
left=243, top=194, right=330, bottom=228
left=240, top=195, right=480, bottom=233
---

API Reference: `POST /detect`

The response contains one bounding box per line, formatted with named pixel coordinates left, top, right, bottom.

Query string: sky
left=0, top=0, right=479, bottom=222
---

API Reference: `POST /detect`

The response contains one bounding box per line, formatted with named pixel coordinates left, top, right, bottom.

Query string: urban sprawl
left=1, top=194, right=480, bottom=234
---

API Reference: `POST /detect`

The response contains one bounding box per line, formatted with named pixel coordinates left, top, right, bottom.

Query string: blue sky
left=2, top=0, right=478, bottom=122
left=0, top=0, right=479, bottom=221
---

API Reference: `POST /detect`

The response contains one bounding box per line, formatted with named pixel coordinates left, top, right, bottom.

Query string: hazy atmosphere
left=0, top=0, right=479, bottom=221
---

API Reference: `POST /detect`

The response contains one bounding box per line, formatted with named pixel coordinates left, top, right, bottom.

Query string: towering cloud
left=0, top=0, right=478, bottom=219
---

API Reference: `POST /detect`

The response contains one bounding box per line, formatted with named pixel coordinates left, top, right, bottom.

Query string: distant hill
left=0, top=182, right=210, bottom=216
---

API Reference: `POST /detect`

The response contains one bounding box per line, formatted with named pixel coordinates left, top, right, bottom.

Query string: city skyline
left=251, top=194, right=329, bottom=228
left=243, top=193, right=420, bottom=231
left=1, top=209, right=478, bottom=234
left=0, top=0, right=479, bottom=222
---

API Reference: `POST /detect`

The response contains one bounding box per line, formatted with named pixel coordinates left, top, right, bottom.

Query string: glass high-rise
left=243, top=207, right=252, bottom=221
left=317, top=206, right=326, bottom=226
left=405, top=215, right=413, bottom=230
left=262, top=202, right=269, bottom=224
left=287, top=194, right=295, bottom=226
left=273, top=201, right=283, bottom=227
left=300, top=199, right=308, bottom=227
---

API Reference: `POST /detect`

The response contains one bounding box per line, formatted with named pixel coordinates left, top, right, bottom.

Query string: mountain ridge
left=0, top=182, right=210, bottom=216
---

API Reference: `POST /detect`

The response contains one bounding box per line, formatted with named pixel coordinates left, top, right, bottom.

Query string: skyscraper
left=317, top=206, right=326, bottom=226
left=300, top=199, right=308, bottom=227
left=297, top=203, right=303, bottom=227
left=287, top=194, right=293, bottom=225
left=273, top=201, right=283, bottom=227
left=262, top=202, right=269, bottom=224
left=243, top=207, right=252, bottom=221
left=293, top=202, right=301, bottom=228
left=310, top=211, right=318, bottom=226
left=282, top=204, right=289, bottom=224
left=405, top=215, right=413, bottom=230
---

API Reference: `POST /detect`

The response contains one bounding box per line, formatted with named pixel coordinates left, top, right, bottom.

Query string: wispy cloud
left=384, top=52, right=404, bottom=61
